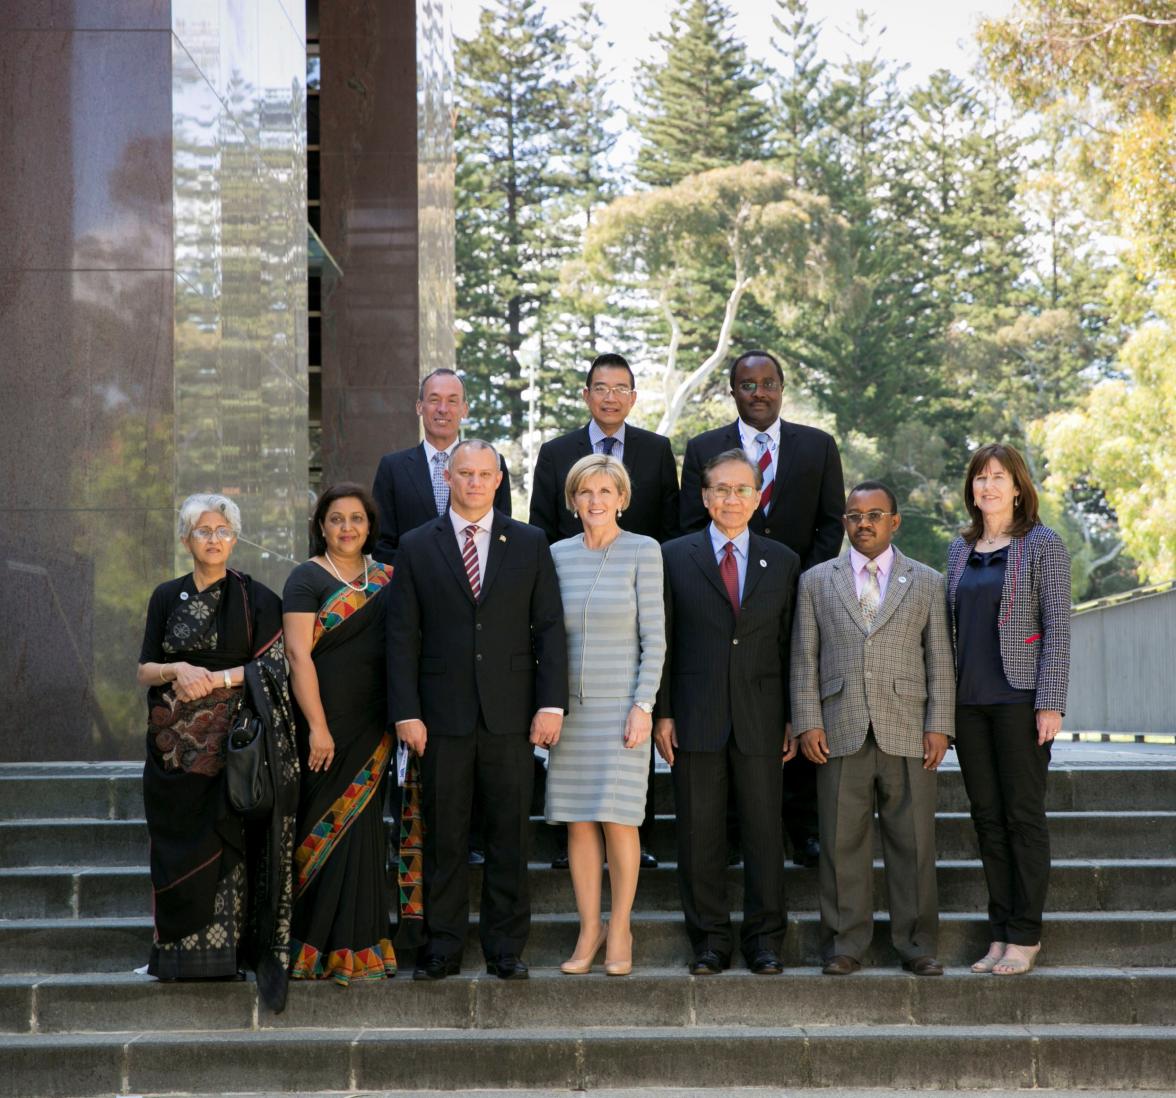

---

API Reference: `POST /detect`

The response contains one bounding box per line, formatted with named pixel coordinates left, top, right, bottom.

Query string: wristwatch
left=635, top=701, right=654, bottom=714
left=223, top=670, right=232, bottom=689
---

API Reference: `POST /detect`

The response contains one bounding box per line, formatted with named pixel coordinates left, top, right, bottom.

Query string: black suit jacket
left=386, top=512, right=568, bottom=737
left=371, top=443, right=512, bottom=564
left=680, top=420, right=844, bottom=570
left=655, top=530, right=799, bottom=757
left=528, top=423, right=680, bottom=544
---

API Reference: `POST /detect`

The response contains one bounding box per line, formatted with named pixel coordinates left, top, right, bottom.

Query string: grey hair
left=701, top=449, right=763, bottom=490
left=450, top=438, right=499, bottom=466
left=419, top=367, right=464, bottom=401
left=177, top=494, right=242, bottom=539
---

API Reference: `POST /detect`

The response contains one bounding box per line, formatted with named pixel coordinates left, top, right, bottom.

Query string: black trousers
left=673, top=739, right=787, bottom=962
left=418, top=719, right=534, bottom=962
left=954, top=702, right=1051, bottom=945
left=781, top=751, right=819, bottom=847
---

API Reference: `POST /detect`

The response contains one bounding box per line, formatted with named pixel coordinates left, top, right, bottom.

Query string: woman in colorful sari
left=137, top=493, right=298, bottom=1012
left=283, top=482, right=398, bottom=984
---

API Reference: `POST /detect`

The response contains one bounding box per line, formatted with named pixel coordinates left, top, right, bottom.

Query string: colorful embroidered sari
left=287, top=561, right=399, bottom=985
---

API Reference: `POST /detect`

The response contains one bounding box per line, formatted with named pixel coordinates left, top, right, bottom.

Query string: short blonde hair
left=564, top=454, right=631, bottom=514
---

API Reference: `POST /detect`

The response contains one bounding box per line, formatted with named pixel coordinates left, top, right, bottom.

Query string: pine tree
left=634, top=0, right=771, bottom=188
left=454, top=0, right=571, bottom=441
left=768, top=0, right=832, bottom=190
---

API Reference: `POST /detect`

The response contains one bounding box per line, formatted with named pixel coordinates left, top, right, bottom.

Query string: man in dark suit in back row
left=529, top=352, right=680, bottom=869
left=388, top=440, right=568, bottom=982
left=371, top=368, right=512, bottom=565
left=680, top=350, right=845, bottom=867
left=655, top=450, right=799, bottom=975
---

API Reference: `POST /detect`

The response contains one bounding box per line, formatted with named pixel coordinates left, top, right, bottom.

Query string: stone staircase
left=1, top=750, right=1174, bottom=1096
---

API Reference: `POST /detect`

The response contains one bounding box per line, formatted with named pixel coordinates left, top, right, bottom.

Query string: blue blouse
left=954, top=547, right=1037, bottom=706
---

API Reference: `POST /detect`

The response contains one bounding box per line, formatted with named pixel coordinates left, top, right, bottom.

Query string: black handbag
left=226, top=702, right=273, bottom=818
left=224, top=572, right=274, bottom=818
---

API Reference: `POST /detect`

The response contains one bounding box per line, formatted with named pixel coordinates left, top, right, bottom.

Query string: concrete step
left=3, top=765, right=1174, bottom=820
left=4, top=811, right=1174, bottom=868
left=92, top=1092, right=1176, bottom=1098
left=2, top=1024, right=1174, bottom=1097
left=4, top=859, right=1174, bottom=920
left=2, top=911, right=1173, bottom=975
left=2, top=968, right=1174, bottom=1035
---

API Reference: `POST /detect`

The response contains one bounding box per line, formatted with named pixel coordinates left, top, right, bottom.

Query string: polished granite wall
left=0, top=0, right=307, bottom=760
left=318, top=0, right=455, bottom=488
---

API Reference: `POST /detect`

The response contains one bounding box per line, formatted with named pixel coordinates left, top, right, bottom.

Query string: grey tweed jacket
left=946, top=523, right=1071, bottom=713
left=790, top=548, right=956, bottom=759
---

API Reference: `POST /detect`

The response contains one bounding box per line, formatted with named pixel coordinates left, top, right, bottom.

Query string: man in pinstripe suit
left=654, top=450, right=799, bottom=976
left=790, top=482, right=955, bottom=976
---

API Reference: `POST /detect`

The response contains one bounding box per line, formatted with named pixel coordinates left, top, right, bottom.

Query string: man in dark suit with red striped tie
left=680, top=351, right=845, bottom=867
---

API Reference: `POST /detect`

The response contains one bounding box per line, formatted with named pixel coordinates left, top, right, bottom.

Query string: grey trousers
left=816, top=731, right=939, bottom=963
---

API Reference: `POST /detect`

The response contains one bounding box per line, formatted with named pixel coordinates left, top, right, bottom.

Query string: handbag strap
left=228, top=568, right=254, bottom=652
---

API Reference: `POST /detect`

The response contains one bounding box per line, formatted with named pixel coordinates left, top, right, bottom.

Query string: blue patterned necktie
left=600, top=436, right=617, bottom=456
left=431, top=451, right=449, bottom=515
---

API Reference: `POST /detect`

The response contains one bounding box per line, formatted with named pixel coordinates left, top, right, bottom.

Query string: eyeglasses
left=191, top=526, right=235, bottom=542
left=588, top=384, right=633, bottom=397
left=843, top=511, right=894, bottom=525
left=736, top=380, right=781, bottom=393
left=706, top=484, right=758, bottom=500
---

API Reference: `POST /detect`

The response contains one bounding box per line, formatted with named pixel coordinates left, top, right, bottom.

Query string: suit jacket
left=791, top=548, right=955, bottom=759
left=655, top=530, right=799, bottom=757
left=680, top=420, right=845, bottom=570
left=946, top=523, right=1071, bottom=713
left=386, top=512, right=569, bottom=737
left=528, top=423, right=680, bottom=544
left=371, top=443, right=512, bottom=564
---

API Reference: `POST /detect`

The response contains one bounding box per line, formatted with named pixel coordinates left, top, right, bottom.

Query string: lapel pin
left=498, top=534, right=507, bottom=542
left=759, top=559, right=767, bottom=567
left=898, top=576, right=907, bottom=584
left=179, top=591, right=189, bottom=600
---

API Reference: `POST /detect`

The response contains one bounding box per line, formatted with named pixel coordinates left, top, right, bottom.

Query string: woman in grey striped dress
left=546, top=455, right=666, bottom=976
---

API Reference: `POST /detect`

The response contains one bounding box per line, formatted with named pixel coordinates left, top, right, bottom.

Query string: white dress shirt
left=449, top=507, right=493, bottom=588
left=849, top=544, right=894, bottom=603
left=737, top=417, right=781, bottom=474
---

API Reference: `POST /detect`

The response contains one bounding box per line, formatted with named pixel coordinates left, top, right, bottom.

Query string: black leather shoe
left=689, top=949, right=727, bottom=976
left=822, top=954, right=861, bottom=976
left=726, top=846, right=742, bottom=867
left=902, top=955, right=944, bottom=976
left=639, top=849, right=658, bottom=869
left=413, top=954, right=460, bottom=981
left=748, top=949, right=783, bottom=975
left=792, top=836, right=820, bottom=868
left=486, top=954, right=529, bottom=980
left=551, top=851, right=570, bottom=869
left=467, top=848, right=485, bottom=867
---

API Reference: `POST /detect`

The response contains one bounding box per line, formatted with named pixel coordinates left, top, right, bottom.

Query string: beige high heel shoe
left=560, top=927, right=608, bottom=975
left=604, top=927, right=633, bottom=976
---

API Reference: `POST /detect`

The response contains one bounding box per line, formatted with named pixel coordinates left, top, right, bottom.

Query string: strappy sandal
left=970, top=942, right=1007, bottom=973
left=993, top=943, right=1040, bottom=975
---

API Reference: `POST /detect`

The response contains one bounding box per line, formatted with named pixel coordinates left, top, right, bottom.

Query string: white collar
left=737, top=417, right=781, bottom=447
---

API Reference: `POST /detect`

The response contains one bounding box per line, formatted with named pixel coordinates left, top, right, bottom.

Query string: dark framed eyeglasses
left=736, top=380, right=781, bottom=393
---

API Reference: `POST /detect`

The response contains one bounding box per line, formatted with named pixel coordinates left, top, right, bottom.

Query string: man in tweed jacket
left=790, top=482, right=955, bottom=976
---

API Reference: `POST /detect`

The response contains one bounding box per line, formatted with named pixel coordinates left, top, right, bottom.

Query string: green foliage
left=634, top=0, right=771, bottom=188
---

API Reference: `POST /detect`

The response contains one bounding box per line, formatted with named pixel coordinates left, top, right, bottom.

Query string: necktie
left=431, top=451, right=449, bottom=515
left=860, top=559, right=881, bottom=628
left=600, top=435, right=617, bottom=456
left=461, top=524, right=481, bottom=599
left=755, top=433, right=775, bottom=513
left=720, top=542, right=741, bottom=618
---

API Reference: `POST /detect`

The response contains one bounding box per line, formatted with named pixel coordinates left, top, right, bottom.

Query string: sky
left=451, top=0, right=1017, bottom=104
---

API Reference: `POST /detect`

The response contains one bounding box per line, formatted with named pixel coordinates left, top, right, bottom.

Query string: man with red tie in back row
left=680, top=351, right=845, bottom=868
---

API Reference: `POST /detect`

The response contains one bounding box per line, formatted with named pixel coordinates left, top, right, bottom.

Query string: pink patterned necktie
left=461, top=524, right=481, bottom=598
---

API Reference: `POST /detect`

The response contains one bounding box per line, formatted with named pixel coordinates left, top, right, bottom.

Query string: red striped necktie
left=756, top=433, right=775, bottom=513
left=720, top=541, right=741, bottom=618
left=461, top=524, right=481, bottom=598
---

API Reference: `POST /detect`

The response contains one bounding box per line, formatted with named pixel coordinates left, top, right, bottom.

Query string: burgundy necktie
left=720, top=541, right=741, bottom=618
left=461, top=524, right=481, bottom=598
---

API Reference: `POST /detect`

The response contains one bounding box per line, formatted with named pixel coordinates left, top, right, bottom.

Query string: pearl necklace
left=324, top=550, right=368, bottom=592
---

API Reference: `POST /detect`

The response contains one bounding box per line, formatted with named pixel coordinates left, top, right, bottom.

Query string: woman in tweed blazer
left=946, top=443, right=1071, bottom=976
left=545, top=455, right=666, bottom=976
